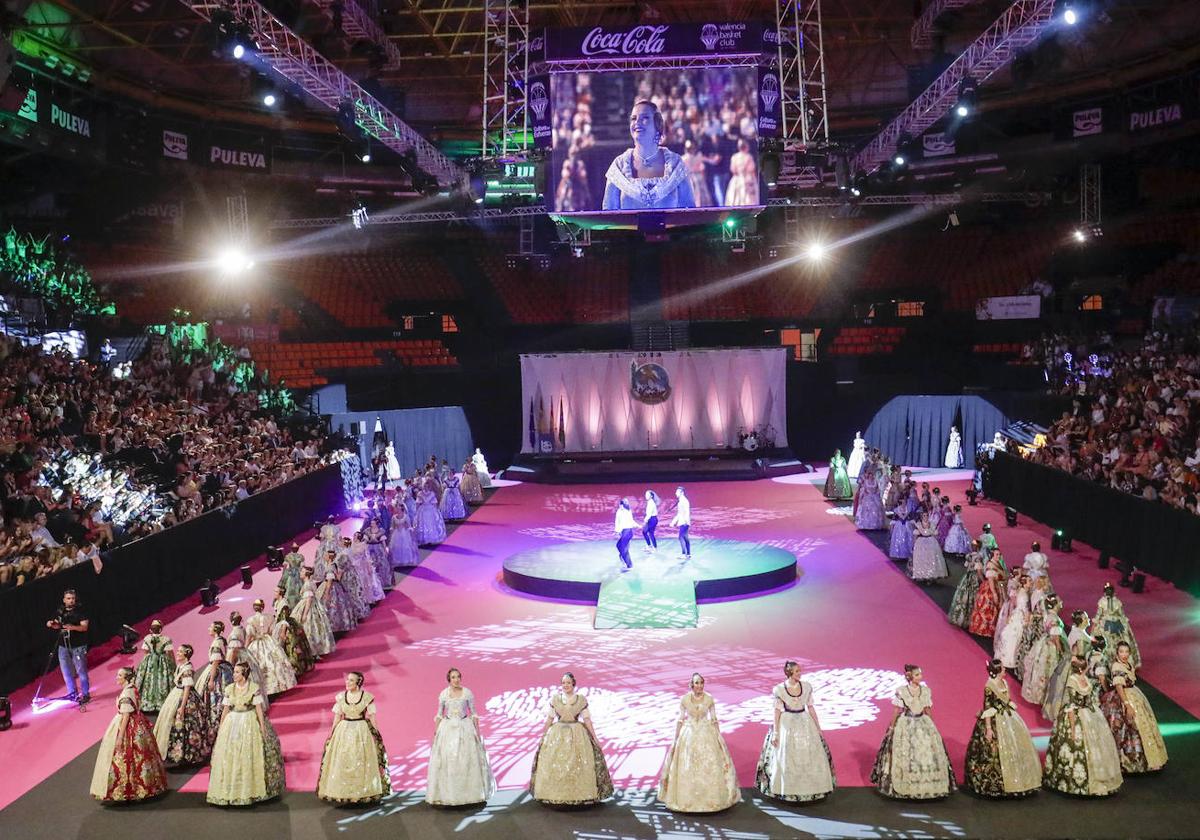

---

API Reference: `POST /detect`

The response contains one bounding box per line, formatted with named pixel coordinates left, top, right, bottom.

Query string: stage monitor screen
left=549, top=67, right=762, bottom=215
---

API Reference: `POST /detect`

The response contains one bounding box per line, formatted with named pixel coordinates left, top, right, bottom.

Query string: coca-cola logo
left=581, top=25, right=669, bottom=57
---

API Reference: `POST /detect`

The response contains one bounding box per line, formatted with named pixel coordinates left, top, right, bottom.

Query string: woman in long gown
left=871, top=664, right=956, bottom=800
left=658, top=673, right=741, bottom=813
left=319, top=555, right=359, bottom=634
left=273, top=603, right=315, bottom=678
left=349, top=534, right=384, bottom=608
left=207, top=662, right=285, bottom=806
left=944, top=426, right=964, bottom=468
left=388, top=511, right=420, bottom=569
left=279, top=543, right=304, bottom=608
left=823, top=450, right=853, bottom=500
left=935, top=500, right=954, bottom=548
left=440, top=474, right=468, bottom=522
left=426, top=667, right=497, bottom=806
left=336, top=539, right=371, bottom=620
left=756, top=661, right=835, bottom=803
left=846, top=433, right=866, bottom=478
left=888, top=506, right=914, bottom=561
left=1099, top=641, right=1167, bottom=774
left=1095, top=583, right=1141, bottom=668
left=153, top=645, right=211, bottom=766
left=363, top=521, right=393, bottom=593
left=968, top=554, right=1005, bottom=637
left=293, top=566, right=336, bottom=656
left=909, top=513, right=949, bottom=582
left=943, top=506, right=972, bottom=556
left=415, top=488, right=447, bottom=545
left=1014, top=578, right=1050, bottom=681
left=995, top=574, right=1031, bottom=670
left=948, top=541, right=983, bottom=628
left=725, top=139, right=759, bottom=205
left=460, top=461, right=484, bottom=504
left=90, top=667, right=169, bottom=804
left=964, top=659, right=1042, bottom=798
left=992, top=575, right=1022, bottom=649
left=316, top=672, right=392, bottom=804
left=1043, top=658, right=1123, bottom=796
left=1022, top=596, right=1066, bottom=704
left=854, top=466, right=886, bottom=530
left=134, top=620, right=174, bottom=713
left=195, top=622, right=235, bottom=748
left=1042, top=610, right=1092, bottom=722
left=473, top=449, right=493, bottom=488
left=529, top=672, right=614, bottom=806
left=682, top=140, right=714, bottom=206
left=246, top=599, right=297, bottom=695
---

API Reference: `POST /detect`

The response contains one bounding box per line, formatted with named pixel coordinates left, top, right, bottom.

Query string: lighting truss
left=911, top=0, right=987, bottom=49
left=1080, top=163, right=1100, bottom=227
left=542, top=54, right=762, bottom=73
left=481, top=0, right=529, bottom=159
left=178, top=0, right=463, bottom=188
left=852, top=0, right=1057, bottom=174
left=775, top=0, right=829, bottom=150
left=309, top=0, right=402, bottom=69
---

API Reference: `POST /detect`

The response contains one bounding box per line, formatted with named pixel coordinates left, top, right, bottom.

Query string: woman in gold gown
left=316, top=672, right=392, bottom=804
left=207, top=662, right=286, bottom=806
left=657, top=673, right=740, bottom=813
left=529, top=672, right=614, bottom=806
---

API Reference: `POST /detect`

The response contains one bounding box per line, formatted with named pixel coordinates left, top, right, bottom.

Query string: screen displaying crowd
left=0, top=332, right=337, bottom=588
left=1023, top=327, right=1200, bottom=514
left=551, top=67, right=760, bottom=213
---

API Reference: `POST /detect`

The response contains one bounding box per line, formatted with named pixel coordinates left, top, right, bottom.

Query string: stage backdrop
left=865, top=395, right=1009, bottom=468
left=519, top=349, right=788, bottom=453
left=331, top=406, right=474, bottom=476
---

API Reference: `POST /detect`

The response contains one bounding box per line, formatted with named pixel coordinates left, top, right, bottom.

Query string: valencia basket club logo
left=630, top=361, right=671, bottom=404
left=529, top=82, right=549, bottom=120
left=701, top=24, right=719, bottom=50
left=760, top=73, right=779, bottom=112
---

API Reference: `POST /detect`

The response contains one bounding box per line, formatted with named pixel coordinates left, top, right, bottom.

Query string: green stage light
left=724, top=218, right=737, bottom=229
left=1159, top=722, right=1200, bottom=738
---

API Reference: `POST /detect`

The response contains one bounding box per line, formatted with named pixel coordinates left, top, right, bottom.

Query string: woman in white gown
left=944, top=426, right=964, bottom=468
left=846, top=433, right=866, bottom=479
left=871, top=664, right=956, bottom=799
left=384, top=442, right=402, bottom=486
left=317, top=672, right=392, bottom=804
left=996, top=574, right=1032, bottom=670
left=207, top=663, right=285, bottom=806
left=292, top=566, right=336, bottom=657
left=756, top=661, right=835, bottom=803
left=473, top=448, right=493, bottom=488
left=657, top=673, right=740, bottom=813
left=389, top=509, right=421, bottom=569
left=426, top=667, right=497, bottom=806
left=909, top=512, right=949, bottom=582
left=245, top=599, right=297, bottom=695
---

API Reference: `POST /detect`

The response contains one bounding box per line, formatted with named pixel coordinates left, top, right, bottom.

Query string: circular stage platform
left=502, top=538, right=798, bottom=602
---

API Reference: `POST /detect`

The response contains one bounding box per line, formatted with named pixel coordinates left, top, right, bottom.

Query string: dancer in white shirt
left=671, top=487, right=692, bottom=559
left=614, top=499, right=636, bottom=569
left=642, top=490, right=660, bottom=552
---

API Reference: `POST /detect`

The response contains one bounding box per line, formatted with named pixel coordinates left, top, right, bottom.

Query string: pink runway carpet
left=3, top=473, right=1199, bottom=809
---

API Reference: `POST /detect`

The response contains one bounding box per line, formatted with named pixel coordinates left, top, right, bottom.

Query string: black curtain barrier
left=985, top=452, right=1200, bottom=596
left=0, top=464, right=345, bottom=695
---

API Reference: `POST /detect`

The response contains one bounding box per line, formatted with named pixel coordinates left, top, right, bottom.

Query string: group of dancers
left=613, top=486, right=692, bottom=568
left=89, top=455, right=492, bottom=807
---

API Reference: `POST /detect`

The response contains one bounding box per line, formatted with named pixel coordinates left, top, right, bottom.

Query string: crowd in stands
left=0, top=332, right=336, bottom=589
left=1024, top=328, right=1200, bottom=514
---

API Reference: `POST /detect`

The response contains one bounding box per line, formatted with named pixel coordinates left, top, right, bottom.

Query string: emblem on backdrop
left=700, top=24, right=719, bottom=50
left=630, top=361, right=671, bottom=405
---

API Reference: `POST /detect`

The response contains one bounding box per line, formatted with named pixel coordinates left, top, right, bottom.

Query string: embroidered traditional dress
left=195, top=637, right=235, bottom=751
left=153, top=661, right=211, bottom=766
left=823, top=452, right=853, bottom=500
left=948, top=552, right=982, bottom=628
left=888, top=509, right=914, bottom=561
left=414, top=489, right=447, bottom=545
left=936, top=508, right=954, bottom=548
left=389, top=516, right=420, bottom=569
left=1013, top=589, right=1048, bottom=680
left=1043, top=674, right=1122, bottom=796
left=1099, top=660, right=1167, bottom=773
left=943, top=514, right=972, bottom=555
left=293, top=579, right=336, bottom=656
left=846, top=435, right=866, bottom=478
left=602, top=148, right=694, bottom=209
left=440, top=475, right=468, bottom=521
left=90, top=685, right=169, bottom=803
left=316, top=690, right=391, bottom=804
left=854, top=469, right=886, bottom=530
left=207, top=681, right=285, bottom=806
left=350, top=540, right=385, bottom=606
left=364, top=527, right=393, bottom=591
left=336, top=549, right=371, bottom=620
left=1022, top=613, right=1066, bottom=705
left=529, top=692, right=614, bottom=806
left=870, top=684, right=956, bottom=799
left=280, top=551, right=305, bottom=608
left=1095, top=594, right=1141, bottom=668
left=996, top=587, right=1031, bottom=669
left=657, top=691, right=741, bottom=813
left=426, top=687, right=497, bottom=806
left=909, top=521, right=949, bottom=581
left=992, top=578, right=1022, bottom=648
left=245, top=611, right=297, bottom=696
left=945, top=428, right=964, bottom=468
left=1042, top=626, right=1092, bottom=722
left=755, top=680, right=835, bottom=803
left=968, top=558, right=1004, bottom=637
left=134, top=633, right=174, bottom=712
left=964, top=675, right=1041, bottom=797
left=460, top=464, right=484, bottom=504
left=272, top=608, right=316, bottom=678
left=318, top=567, right=358, bottom=634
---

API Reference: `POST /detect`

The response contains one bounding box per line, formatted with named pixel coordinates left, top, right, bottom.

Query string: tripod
left=31, top=631, right=87, bottom=712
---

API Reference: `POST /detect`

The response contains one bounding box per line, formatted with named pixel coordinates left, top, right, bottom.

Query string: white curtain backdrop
left=519, top=349, right=788, bottom=453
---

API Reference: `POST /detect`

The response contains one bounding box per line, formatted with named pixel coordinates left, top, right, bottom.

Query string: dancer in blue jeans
left=671, top=486, right=692, bottom=559
left=614, top=498, right=635, bottom=569
left=641, top=490, right=660, bottom=552
left=47, top=589, right=90, bottom=703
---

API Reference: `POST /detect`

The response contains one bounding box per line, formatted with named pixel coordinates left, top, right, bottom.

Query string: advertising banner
left=975, top=295, right=1042, bottom=321
left=1126, top=79, right=1193, bottom=134
left=211, top=322, right=280, bottom=344
left=545, top=21, right=767, bottom=62
left=757, top=68, right=780, bottom=138
left=921, top=131, right=955, bottom=158
left=206, top=130, right=271, bottom=172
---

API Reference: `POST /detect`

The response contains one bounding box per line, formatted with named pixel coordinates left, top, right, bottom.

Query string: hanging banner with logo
left=1125, top=78, right=1194, bottom=134
left=757, top=68, right=780, bottom=137
left=0, top=69, right=98, bottom=143
left=206, top=130, right=271, bottom=172
left=161, top=125, right=191, bottom=161
left=975, top=295, right=1042, bottom=321
left=1053, top=99, right=1119, bottom=142
left=544, top=22, right=767, bottom=63
left=921, top=131, right=955, bottom=158
left=527, top=75, right=552, bottom=148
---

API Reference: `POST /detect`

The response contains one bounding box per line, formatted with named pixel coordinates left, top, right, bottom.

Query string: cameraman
left=46, top=589, right=90, bottom=703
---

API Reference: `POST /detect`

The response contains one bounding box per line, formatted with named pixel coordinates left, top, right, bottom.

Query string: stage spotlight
left=118, top=624, right=140, bottom=654
left=1063, top=3, right=1078, bottom=25
left=262, top=92, right=277, bottom=107
left=233, top=43, right=245, bottom=59
left=1073, top=228, right=1087, bottom=243
left=240, top=565, right=253, bottom=587
left=265, top=546, right=284, bottom=571
left=893, top=153, right=906, bottom=167
left=806, top=241, right=827, bottom=261
left=1004, top=506, right=1018, bottom=526
left=956, top=104, right=969, bottom=118
left=200, top=579, right=220, bottom=608
left=215, top=246, right=253, bottom=276
left=0, top=696, right=10, bottom=731
left=1051, top=529, right=1073, bottom=552
left=724, top=217, right=737, bottom=230
left=965, top=487, right=979, bottom=506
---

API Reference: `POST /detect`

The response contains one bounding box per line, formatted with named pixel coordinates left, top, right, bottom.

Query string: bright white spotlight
left=850, top=187, right=862, bottom=197
left=893, top=154, right=906, bottom=167
left=215, top=246, right=253, bottom=275
left=1072, top=228, right=1087, bottom=243
left=232, top=43, right=245, bottom=59
left=262, top=93, right=277, bottom=107
left=956, top=104, right=970, bottom=118
left=806, top=241, right=827, bottom=261
left=360, top=152, right=371, bottom=163
left=1063, top=7, right=1078, bottom=25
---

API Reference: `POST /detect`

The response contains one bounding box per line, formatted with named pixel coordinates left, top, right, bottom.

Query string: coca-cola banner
left=545, top=22, right=769, bottom=62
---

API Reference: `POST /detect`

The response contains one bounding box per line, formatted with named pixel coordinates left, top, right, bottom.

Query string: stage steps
left=594, top=568, right=698, bottom=629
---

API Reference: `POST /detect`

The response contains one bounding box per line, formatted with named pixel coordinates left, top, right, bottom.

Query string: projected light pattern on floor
left=391, top=613, right=904, bottom=792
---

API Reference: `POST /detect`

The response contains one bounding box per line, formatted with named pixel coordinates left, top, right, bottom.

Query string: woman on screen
left=602, top=100, right=695, bottom=210
left=725, top=138, right=759, bottom=206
